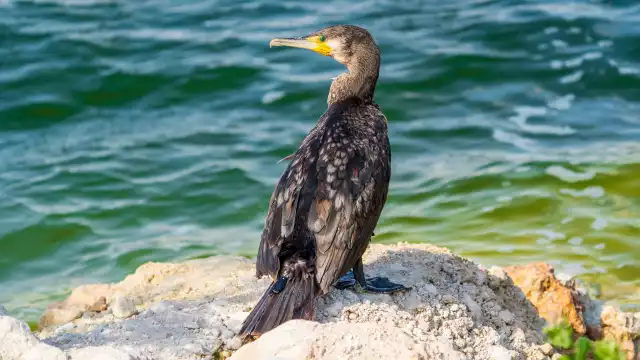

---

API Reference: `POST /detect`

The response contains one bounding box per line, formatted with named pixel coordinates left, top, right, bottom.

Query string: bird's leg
left=334, top=258, right=410, bottom=293
left=353, top=257, right=410, bottom=293
left=334, top=270, right=357, bottom=290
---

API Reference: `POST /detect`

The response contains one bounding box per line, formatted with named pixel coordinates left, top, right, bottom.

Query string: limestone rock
left=111, top=294, right=137, bottom=319
left=229, top=319, right=463, bottom=360
left=22, top=343, right=67, bottom=360
left=0, top=314, right=66, bottom=360
left=88, top=297, right=108, bottom=313
left=599, top=305, right=640, bottom=360
left=38, top=243, right=550, bottom=360
left=504, top=262, right=586, bottom=334
left=39, top=256, right=259, bottom=329
left=40, top=284, right=112, bottom=328
left=68, top=346, right=134, bottom=360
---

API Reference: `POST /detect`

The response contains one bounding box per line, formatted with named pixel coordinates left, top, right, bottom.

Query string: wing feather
left=311, top=136, right=390, bottom=294
left=256, top=132, right=323, bottom=279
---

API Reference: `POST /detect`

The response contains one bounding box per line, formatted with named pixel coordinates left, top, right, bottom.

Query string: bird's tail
left=238, top=260, right=316, bottom=338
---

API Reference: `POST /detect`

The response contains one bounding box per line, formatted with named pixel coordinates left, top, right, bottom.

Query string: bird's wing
left=310, top=133, right=390, bottom=294
left=256, top=128, right=323, bottom=279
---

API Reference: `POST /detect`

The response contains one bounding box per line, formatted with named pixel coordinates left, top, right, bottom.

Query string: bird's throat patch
left=307, top=36, right=332, bottom=56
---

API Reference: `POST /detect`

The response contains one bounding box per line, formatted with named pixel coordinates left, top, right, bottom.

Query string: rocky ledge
left=0, top=243, right=637, bottom=360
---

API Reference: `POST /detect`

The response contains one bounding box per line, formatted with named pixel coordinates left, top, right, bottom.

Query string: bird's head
left=269, top=25, right=379, bottom=70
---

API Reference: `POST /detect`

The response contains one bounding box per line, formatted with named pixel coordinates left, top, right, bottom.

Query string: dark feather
left=247, top=97, right=390, bottom=336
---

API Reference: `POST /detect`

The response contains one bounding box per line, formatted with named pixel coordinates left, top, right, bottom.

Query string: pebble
left=220, top=327, right=234, bottom=340
left=348, top=313, right=358, bottom=321
left=489, top=267, right=508, bottom=281
left=462, top=294, right=483, bottom=322
left=490, top=345, right=513, bottom=360
left=442, top=294, right=456, bottom=304
left=540, top=343, right=554, bottom=355
left=184, top=343, right=206, bottom=354
left=441, top=308, right=450, bottom=318
left=499, top=310, right=515, bottom=324
left=424, top=284, right=438, bottom=295
left=54, top=322, right=76, bottom=335
left=88, top=297, right=108, bottom=313
left=442, top=262, right=454, bottom=275
left=327, top=302, right=343, bottom=317
left=111, top=295, right=137, bottom=319
left=474, top=271, right=487, bottom=286
left=226, top=337, right=243, bottom=351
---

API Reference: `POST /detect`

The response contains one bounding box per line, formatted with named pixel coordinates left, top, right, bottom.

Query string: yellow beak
left=269, top=36, right=332, bottom=56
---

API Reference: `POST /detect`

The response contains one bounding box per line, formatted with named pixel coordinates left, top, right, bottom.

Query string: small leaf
left=574, top=337, right=591, bottom=360
left=543, top=321, right=574, bottom=350
left=558, top=355, right=572, bottom=360
left=593, top=340, right=625, bottom=360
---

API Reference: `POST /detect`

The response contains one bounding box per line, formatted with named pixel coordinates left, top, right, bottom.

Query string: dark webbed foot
left=361, top=275, right=410, bottom=293
left=334, top=270, right=357, bottom=290
left=334, top=258, right=411, bottom=294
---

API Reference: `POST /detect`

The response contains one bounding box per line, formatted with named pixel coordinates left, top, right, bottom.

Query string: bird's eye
left=319, top=35, right=326, bottom=42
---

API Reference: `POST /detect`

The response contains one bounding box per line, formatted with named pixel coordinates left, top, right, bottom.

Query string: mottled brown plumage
left=239, top=24, right=408, bottom=339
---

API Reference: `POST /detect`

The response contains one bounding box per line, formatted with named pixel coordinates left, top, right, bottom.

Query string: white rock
left=22, top=343, right=67, bottom=360
left=229, top=319, right=463, bottom=360
left=499, top=310, right=515, bottom=324
left=540, top=343, right=554, bottom=355
left=35, top=244, right=559, bottom=360
left=225, top=337, right=243, bottom=351
left=183, top=343, right=206, bottom=354
left=0, top=315, right=39, bottom=360
left=424, top=283, right=439, bottom=295
left=463, top=294, right=483, bottom=323
left=55, top=322, right=76, bottom=335
left=490, top=345, right=513, bottom=360
left=325, top=301, right=343, bottom=317
left=68, top=346, right=134, bottom=360
left=0, top=315, right=65, bottom=360
left=111, top=295, right=137, bottom=319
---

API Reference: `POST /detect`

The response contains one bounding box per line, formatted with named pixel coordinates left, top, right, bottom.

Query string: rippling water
left=1, top=0, right=639, bottom=324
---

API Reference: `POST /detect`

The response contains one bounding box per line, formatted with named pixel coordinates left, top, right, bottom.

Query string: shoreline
left=1, top=243, right=638, bottom=360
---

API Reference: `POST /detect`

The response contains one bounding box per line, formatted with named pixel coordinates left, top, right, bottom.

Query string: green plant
left=543, top=321, right=626, bottom=360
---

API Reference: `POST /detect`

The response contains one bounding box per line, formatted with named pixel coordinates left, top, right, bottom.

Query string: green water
left=1, top=0, right=639, bottom=324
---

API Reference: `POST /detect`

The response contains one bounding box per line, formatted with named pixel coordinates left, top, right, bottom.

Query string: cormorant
left=238, top=24, right=409, bottom=339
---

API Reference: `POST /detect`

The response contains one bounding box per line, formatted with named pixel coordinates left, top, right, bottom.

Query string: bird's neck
left=328, top=59, right=380, bottom=105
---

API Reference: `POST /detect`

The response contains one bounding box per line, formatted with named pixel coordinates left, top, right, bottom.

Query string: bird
left=238, top=24, right=409, bottom=339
